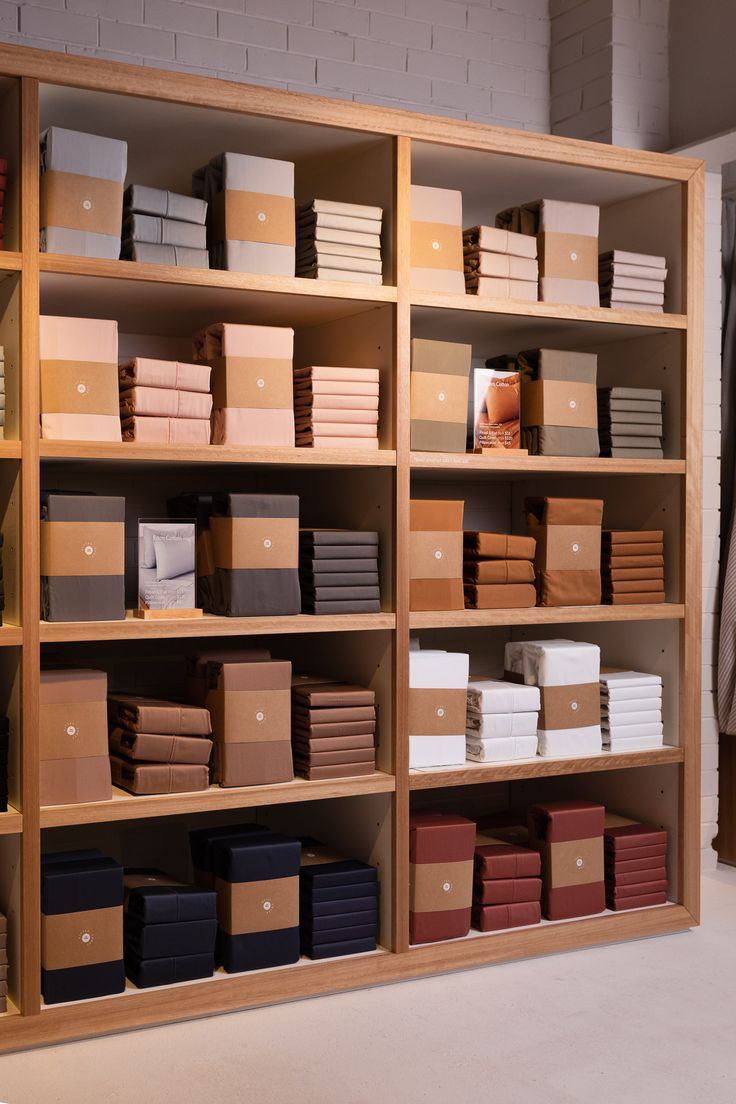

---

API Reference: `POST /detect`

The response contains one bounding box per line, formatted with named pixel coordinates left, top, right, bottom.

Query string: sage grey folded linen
left=41, top=492, right=125, bottom=622
left=521, top=425, right=602, bottom=456
left=122, top=214, right=206, bottom=250
left=120, top=241, right=209, bottom=268
left=41, top=227, right=121, bottom=260
left=517, top=348, right=599, bottom=457
left=123, top=185, right=207, bottom=225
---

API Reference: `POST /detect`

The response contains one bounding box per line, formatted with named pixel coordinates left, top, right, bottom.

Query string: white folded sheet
left=602, top=694, right=663, bottom=714
left=602, top=721, right=663, bottom=739
left=506, top=639, right=600, bottom=686
left=601, top=684, right=663, bottom=702
left=466, top=677, right=540, bottom=714
left=409, top=649, right=469, bottom=689
left=603, top=713, right=663, bottom=731
left=465, top=734, right=538, bottom=762
left=504, top=639, right=572, bottom=683
left=600, top=670, right=662, bottom=690
left=466, top=710, right=538, bottom=739
left=410, top=735, right=466, bottom=769
left=537, top=726, right=602, bottom=757
left=604, top=734, right=665, bottom=751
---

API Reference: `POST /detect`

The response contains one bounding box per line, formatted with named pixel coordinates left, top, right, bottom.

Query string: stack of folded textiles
left=299, top=839, right=379, bottom=958
left=0, top=157, right=6, bottom=249
left=463, top=531, right=537, bottom=609
left=472, top=830, right=542, bottom=931
left=291, top=675, right=377, bottom=780
left=0, top=716, right=7, bottom=812
left=463, top=225, right=538, bottom=300
left=0, top=910, right=6, bottom=1011
left=0, top=343, right=5, bottom=439
left=118, top=356, right=212, bottom=444
left=604, top=816, right=668, bottom=910
left=108, top=694, right=213, bottom=796
left=296, top=200, right=383, bottom=285
left=299, top=529, right=380, bottom=614
left=597, top=386, right=663, bottom=458
left=601, top=529, right=665, bottom=604
left=121, top=185, right=209, bottom=268
left=466, top=678, right=540, bottom=763
left=600, top=670, right=664, bottom=751
left=294, top=366, right=379, bottom=449
left=599, top=250, right=667, bottom=312
left=123, top=869, right=217, bottom=989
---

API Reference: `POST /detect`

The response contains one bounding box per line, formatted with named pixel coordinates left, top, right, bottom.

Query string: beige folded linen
left=121, top=416, right=211, bottom=443
left=119, top=386, right=213, bottom=419
left=41, top=413, right=122, bottom=440
left=211, top=406, right=294, bottom=446
left=465, top=276, right=537, bottom=300
left=119, top=357, right=211, bottom=393
left=296, top=435, right=379, bottom=449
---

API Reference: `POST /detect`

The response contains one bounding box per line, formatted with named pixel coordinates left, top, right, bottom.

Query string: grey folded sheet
left=521, top=425, right=600, bottom=457
left=124, top=185, right=207, bottom=225
left=122, top=214, right=207, bottom=249
left=41, top=226, right=121, bottom=260
left=120, top=240, right=209, bottom=267
left=41, top=493, right=125, bottom=623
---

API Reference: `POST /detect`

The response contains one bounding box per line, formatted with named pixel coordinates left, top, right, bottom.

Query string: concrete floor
left=1, top=867, right=735, bottom=1104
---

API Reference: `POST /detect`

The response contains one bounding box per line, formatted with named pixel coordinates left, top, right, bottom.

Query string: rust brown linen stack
left=601, top=529, right=665, bottom=604
left=525, top=497, right=603, bottom=606
left=463, top=531, right=537, bottom=609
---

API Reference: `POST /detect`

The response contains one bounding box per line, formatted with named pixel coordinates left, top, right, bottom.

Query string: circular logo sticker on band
left=82, top=199, right=93, bottom=211
left=257, top=211, right=267, bottom=223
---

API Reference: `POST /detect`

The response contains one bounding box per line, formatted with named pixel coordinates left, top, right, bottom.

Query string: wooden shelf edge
left=409, top=746, right=685, bottom=789
left=0, top=442, right=21, bottom=460
left=40, top=774, right=396, bottom=828
left=39, top=612, right=396, bottom=643
left=0, top=252, right=22, bottom=273
left=410, top=452, right=685, bottom=476
left=0, top=625, right=22, bottom=647
left=409, top=604, right=685, bottom=629
left=410, top=290, right=687, bottom=329
left=0, top=808, right=22, bottom=835
left=39, top=442, right=396, bottom=468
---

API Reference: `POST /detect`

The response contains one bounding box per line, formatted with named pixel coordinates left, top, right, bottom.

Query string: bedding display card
left=137, top=519, right=199, bottom=618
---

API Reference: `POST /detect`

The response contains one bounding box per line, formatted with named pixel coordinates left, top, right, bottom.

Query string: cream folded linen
left=466, top=710, right=538, bottom=739
left=604, top=733, right=665, bottom=751
left=602, top=711, right=662, bottom=729
left=602, top=694, right=663, bottom=714
left=505, top=639, right=600, bottom=687
left=537, top=726, right=602, bottom=757
left=466, top=677, right=541, bottom=714
left=465, top=734, right=538, bottom=762
left=601, top=721, right=663, bottom=739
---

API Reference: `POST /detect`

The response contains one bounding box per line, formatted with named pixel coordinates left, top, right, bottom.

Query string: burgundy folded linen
left=472, top=902, right=541, bottom=931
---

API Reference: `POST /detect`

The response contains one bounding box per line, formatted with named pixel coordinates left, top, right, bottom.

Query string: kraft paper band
left=41, top=171, right=124, bottom=238
left=208, top=688, right=291, bottom=744
left=41, top=521, right=125, bottom=577
left=521, top=380, right=597, bottom=430
left=208, top=356, right=293, bottom=410
left=410, top=860, right=473, bottom=913
left=215, top=876, right=298, bottom=935
left=538, top=683, right=600, bottom=731
left=410, top=371, right=468, bottom=424
left=40, top=360, right=119, bottom=416
left=409, top=530, right=463, bottom=580
left=408, top=688, right=467, bottom=736
left=209, top=516, right=298, bottom=570
left=42, top=906, right=122, bottom=971
left=534, top=524, right=601, bottom=572
left=212, top=189, right=296, bottom=247
left=40, top=699, right=107, bottom=760
left=538, top=232, right=598, bottom=281
left=411, top=220, right=463, bottom=272
left=540, top=837, right=604, bottom=888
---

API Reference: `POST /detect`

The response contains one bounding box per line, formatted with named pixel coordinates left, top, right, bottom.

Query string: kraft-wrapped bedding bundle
left=123, top=870, right=217, bottom=988
left=193, top=322, right=295, bottom=447
left=40, top=668, right=112, bottom=807
left=517, top=348, right=599, bottom=458
left=410, top=498, right=464, bottom=611
left=299, top=840, right=379, bottom=959
left=121, top=184, right=209, bottom=268
left=193, top=152, right=295, bottom=275
left=496, top=198, right=600, bottom=307
left=294, top=366, right=380, bottom=449
left=597, top=387, right=664, bottom=458
left=601, top=529, right=665, bottom=605
left=299, top=529, right=380, bottom=614
left=472, top=828, right=542, bottom=931
left=604, top=815, right=668, bottom=910
left=410, top=184, right=464, bottom=294
left=40, top=127, right=127, bottom=260
left=463, top=531, right=537, bottom=610
left=525, top=496, right=603, bottom=606
left=410, top=338, right=472, bottom=453
left=107, top=693, right=213, bottom=794
left=527, top=800, right=605, bottom=920
left=409, top=811, right=475, bottom=944
left=40, top=315, right=121, bottom=442
left=41, top=849, right=125, bottom=1004
left=599, top=250, right=667, bottom=312
left=463, top=224, right=538, bottom=301
left=600, top=670, right=664, bottom=751
left=409, top=646, right=469, bottom=768
left=119, top=356, right=212, bottom=444
left=40, top=492, right=125, bottom=622
left=465, top=678, right=540, bottom=763
left=291, top=674, right=377, bottom=779
left=296, top=199, right=383, bottom=285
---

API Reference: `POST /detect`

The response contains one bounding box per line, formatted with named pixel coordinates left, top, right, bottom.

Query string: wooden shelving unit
left=0, top=42, right=703, bottom=1052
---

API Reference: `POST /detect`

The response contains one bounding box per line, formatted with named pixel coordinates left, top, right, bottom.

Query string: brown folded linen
left=110, top=756, right=209, bottom=795
left=604, top=554, right=664, bottom=569
left=463, top=559, right=535, bottom=584
left=291, top=733, right=375, bottom=752
left=537, top=570, right=602, bottom=607
left=473, top=877, right=542, bottom=905
left=603, top=578, right=665, bottom=594
left=606, top=542, right=664, bottom=557
left=474, top=843, right=541, bottom=880
left=292, top=705, right=376, bottom=723
left=526, top=496, right=603, bottom=526
left=464, top=583, right=537, bottom=609
left=293, top=748, right=376, bottom=766
left=604, top=530, right=664, bottom=544
left=605, top=844, right=666, bottom=866
left=409, top=578, right=464, bottom=611
left=108, top=728, right=213, bottom=765
left=604, top=591, right=666, bottom=604
left=291, top=679, right=375, bottom=707
left=293, top=719, right=375, bottom=738
left=295, top=761, right=375, bottom=779
left=604, top=567, right=664, bottom=581
left=464, top=532, right=536, bottom=560
left=108, top=695, right=212, bottom=736
left=606, top=890, right=668, bottom=910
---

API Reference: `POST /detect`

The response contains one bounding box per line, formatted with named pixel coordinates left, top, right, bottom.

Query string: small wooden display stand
left=133, top=608, right=203, bottom=620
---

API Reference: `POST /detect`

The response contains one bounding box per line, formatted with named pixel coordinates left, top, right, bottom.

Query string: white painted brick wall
left=0, top=0, right=552, bottom=132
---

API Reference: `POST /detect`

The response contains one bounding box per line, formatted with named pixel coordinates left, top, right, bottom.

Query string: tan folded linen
left=538, top=570, right=602, bottom=606
left=464, top=253, right=538, bottom=280
left=604, top=578, right=665, bottom=594
left=464, top=583, right=537, bottom=609
left=297, top=409, right=378, bottom=425
left=463, top=559, right=535, bottom=584
left=119, top=386, right=213, bottom=419
left=464, top=276, right=537, bottom=300
left=607, top=543, right=664, bottom=557
left=119, top=357, right=211, bottom=393
left=294, top=380, right=379, bottom=397
left=464, top=532, right=536, bottom=560
left=294, top=366, right=379, bottom=383
left=463, top=225, right=538, bottom=258
left=604, top=592, right=666, bottom=604
left=604, top=554, right=664, bottom=569
left=604, top=567, right=664, bottom=581
left=604, top=530, right=664, bottom=544
left=122, top=416, right=211, bottom=444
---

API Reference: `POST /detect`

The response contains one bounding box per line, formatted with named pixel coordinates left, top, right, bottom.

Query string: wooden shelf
left=411, top=452, right=685, bottom=477
left=0, top=625, right=22, bottom=648
left=410, top=746, right=684, bottom=789
left=410, top=604, right=684, bottom=629
left=411, top=289, right=686, bottom=329
left=40, top=774, right=395, bottom=828
left=40, top=611, right=396, bottom=643
left=0, top=808, right=22, bottom=835
left=0, top=253, right=21, bottom=274
left=40, top=441, right=396, bottom=468
left=0, top=442, right=20, bottom=461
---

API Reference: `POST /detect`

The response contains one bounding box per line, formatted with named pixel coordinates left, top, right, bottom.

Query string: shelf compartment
left=40, top=773, right=395, bottom=828
left=409, top=746, right=684, bottom=790
left=40, top=612, right=396, bottom=643
left=411, top=452, right=685, bottom=477
left=40, top=442, right=396, bottom=469
left=410, top=604, right=684, bottom=629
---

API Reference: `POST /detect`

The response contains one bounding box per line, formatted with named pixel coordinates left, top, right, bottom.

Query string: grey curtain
left=717, top=199, right=736, bottom=730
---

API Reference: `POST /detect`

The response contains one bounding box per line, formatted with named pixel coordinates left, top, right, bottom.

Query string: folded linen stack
left=296, top=199, right=383, bottom=285
left=463, top=531, right=537, bottom=609
left=123, top=870, right=217, bottom=988
left=599, top=250, right=667, bottom=312
left=600, top=670, right=664, bottom=751
left=40, top=316, right=121, bottom=442
left=463, top=225, right=538, bottom=300
left=408, top=646, right=469, bottom=768
left=465, top=677, right=540, bottom=763
left=119, top=357, right=212, bottom=444
left=0, top=910, right=6, bottom=1011
left=597, top=386, right=663, bottom=458
left=294, top=366, right=379, bottom=449
left=601, top=529, right=665, bottom=605
left=0, top=343, right=5, bottom=439
left=299, top=529, right=380, bottom=614
left=516, top=348, right=600, bottom=458
left=505, top=639, right=602, bottom=757
left=604, top=816, right=668, bottom=910
left=108, top=694, right=212, bottom=796
left=40, top=127, right=127, bottom=259
left=121, top=185, right=209, bottom=268
left=0, top=716, right=8, bottom=812
left=291, top=675, right=377, bottom=780
left=0, top=157, right=6, bottom=250
left=472, top=830, right=542, bottom=931
left=299, top=839, right=379, bottom=958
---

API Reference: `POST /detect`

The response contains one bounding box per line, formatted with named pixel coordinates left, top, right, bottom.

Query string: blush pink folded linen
left=305, top=409, right=379, bottom=425
left=294, top=394, right=379, bottom=411
left=211, top=406, right=295, bottom=446
left=296, top=435, right=380, bottom=449
left=119, top=386, right=213, bottom=419
left=41, top=413, right=122, bottom=441
left=119, top=358, right=211, bottom=394
left=293, top=366, right=380, bottom=383
left=122, top=416, right=212, bottom=443
left=293, top=421, right=377, bottom=437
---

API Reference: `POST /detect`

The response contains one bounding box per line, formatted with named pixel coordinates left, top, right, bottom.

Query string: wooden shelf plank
left=409, top=746, right=684, bottom=790
left=40, top=611, right=395, bottom=643
left=411, top=452, right=685, bottom=476
left=0, top=625, right=22, bottom=648
left=40, top=774, right=396, bottom=828
left=40, top=441, right=396, bottom=468
left=0, top=442, right=21, bottom=460
left=0, top=808, right=22, bottom=835
left=410, top=604, right=684, bottom=629
left=0, top=252, right=22, bottom=274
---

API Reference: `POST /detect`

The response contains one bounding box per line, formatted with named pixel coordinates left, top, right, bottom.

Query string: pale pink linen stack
left=294, top=366, right=380, bottom=449
left=118, top=357, right=212, bottom=443
left=40, top=315, right=122, bottom=441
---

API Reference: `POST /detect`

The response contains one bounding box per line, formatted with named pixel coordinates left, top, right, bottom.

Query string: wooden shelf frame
left=0, top=43, right=703, bottom=1051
